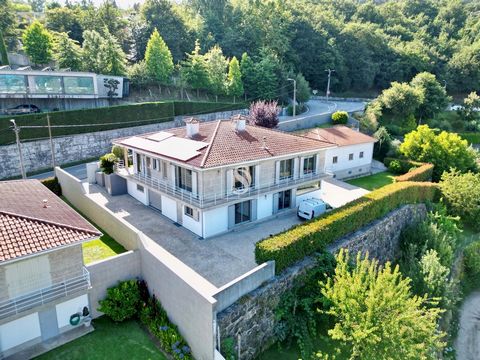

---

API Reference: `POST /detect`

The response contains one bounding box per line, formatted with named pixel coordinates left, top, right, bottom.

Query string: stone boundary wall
left=217, top=203, right=427, bottom=360
left=86, top=250, right=141, bottom=318
left=0, top=108, right=246, bottom=179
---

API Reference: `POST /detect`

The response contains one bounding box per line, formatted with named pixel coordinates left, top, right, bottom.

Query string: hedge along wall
left=0, top=101, right=245, bottom=145
left=384, top=157, right=434, bottom=182
left=255, top=181, right=439, bottom=273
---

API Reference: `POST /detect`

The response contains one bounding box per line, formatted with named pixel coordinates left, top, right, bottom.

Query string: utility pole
left=47, top=114, right=56, bottom=169
left=287, top=78, right=297, bottom=117
left=325, top=69, right=335, bottom=102
left=10, top=119, right=26, bottom=179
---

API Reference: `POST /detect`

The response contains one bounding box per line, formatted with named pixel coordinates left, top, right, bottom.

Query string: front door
left=234, top=200, right=251, bottom=225
left=278, top=190, right=291, bottom=210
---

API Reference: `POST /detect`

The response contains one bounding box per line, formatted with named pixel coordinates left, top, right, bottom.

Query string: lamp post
left=10, top=119, right=26, bottom=179
left=325, top=69, right=335, bottom=102
left=287, top=78, right=297, bottom=117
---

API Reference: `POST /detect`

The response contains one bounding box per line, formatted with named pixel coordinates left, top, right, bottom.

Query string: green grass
left=346, top=171, right=396, bottom=191
left=36, top=316, right=167, bottom=360
left=60, top=196, right=126, bottom=264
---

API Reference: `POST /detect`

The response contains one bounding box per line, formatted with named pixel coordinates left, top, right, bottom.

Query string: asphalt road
left=279, top=99, right=365, bottom=122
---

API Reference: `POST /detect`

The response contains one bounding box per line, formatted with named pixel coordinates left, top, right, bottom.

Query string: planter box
left=104, top=173, right=127, bottom=196
left=95, top=171, right=104, bottom=187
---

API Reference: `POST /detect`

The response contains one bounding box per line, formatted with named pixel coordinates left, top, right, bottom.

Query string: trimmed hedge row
left=255, top=181, right=439, bottom=273
left=0, top=101, right=244, bottom=145
left=41, top=176, right=62, bottom=196
left=384, top=157, right=434, bottom=182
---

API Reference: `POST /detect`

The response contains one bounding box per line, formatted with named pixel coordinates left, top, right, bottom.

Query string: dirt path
left=455, top=291, right=480, bottom=360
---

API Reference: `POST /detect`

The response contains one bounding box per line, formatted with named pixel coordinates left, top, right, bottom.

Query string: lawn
left=346, top=171, right=396, bottom=191
left=36, top=317, right=167, bottom=360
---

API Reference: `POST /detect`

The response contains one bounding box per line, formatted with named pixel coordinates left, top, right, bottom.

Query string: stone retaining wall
left=217, top=203, right=427, bottom=360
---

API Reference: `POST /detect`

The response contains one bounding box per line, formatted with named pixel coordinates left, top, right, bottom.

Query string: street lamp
left=287, top=78, right=297, bottom=117
left=325, top=69, right=335, bottom=102
left=10, top=119, right=26, bottom=179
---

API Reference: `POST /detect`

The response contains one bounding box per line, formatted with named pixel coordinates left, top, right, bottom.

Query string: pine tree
left=240, top=52, right=256, bottom=100
left=226, top=56, right=243, bottom=103
left=180, top=39, right=209, bottom=97
left=145, top=28, right=174, bottom=83
left=205, top=44, right=227, bottom=102
left=54, top=32, right=81, bottom=70
left=22, top=21, right=53, bottom=66
left=100, top=29, right=127, bottom=76
left=0, top=29, right=8, bottom=66
left=81, top=30, right=104, bottom=73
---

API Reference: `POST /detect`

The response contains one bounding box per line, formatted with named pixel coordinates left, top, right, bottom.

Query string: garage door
left=149, top=190, right=162, bottom=211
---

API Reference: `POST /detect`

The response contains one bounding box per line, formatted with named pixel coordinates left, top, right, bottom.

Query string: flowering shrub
left=98, top=280, right=141, bottom=322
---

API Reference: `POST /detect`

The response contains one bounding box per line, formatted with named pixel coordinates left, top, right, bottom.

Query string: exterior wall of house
left=0, top=313, right=41, bottom=352
left=55, top=294, right=89, bottom=331
left=181, top=204, right=203, bottom=236
left=324, top=143, right=374, bottom=179
left=127, top=179, right=149, bottom=205
left=257, top=193, right=274, bottom=220
left=203, top=206, right=229, bottom=237
left=161, top=195, right=178, bottom=222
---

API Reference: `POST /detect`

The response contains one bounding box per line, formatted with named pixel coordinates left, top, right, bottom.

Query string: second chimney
left=184, top=117, right=200, bottom=138
left=231, top=114, right=247, bottom=132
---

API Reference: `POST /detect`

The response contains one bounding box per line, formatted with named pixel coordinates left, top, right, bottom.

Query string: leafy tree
left=249, top=100, right=279, bottom=128
left=81, top=29, right=104, bottom=73
left=22, top=21, right=53, bottom=66
left=379, top=81, right=424, bottom=122
left=28, top=0, right=45, bottom=12
left=294, top=73, right=311, bottom=104
left=420, top=249, right=450, bottom=299
left=54, top=32, right=81, bottom=70
left=0, top=0, right=16, bottom=39
left=127, top=61, right=149, bottom=88
left=440, top=170, right=480, bottom=231
left=204, top=45, right=228, bottom=101
left=96, top=0, right=126, bottom=43
left=461, top=91, right=480, bottom=121
left=240, top=52, right=256, bottom=99
left=0, top=29, right=8, bottom=66
left=125, top=12, right=149, bottom=62
left=373, top=126, right=392, bottom=160
left=226, top=56, right=243, bottom=102
left=331, top=111, right=348, bottom=125
left=100, top=29, right=127, bottom=76
left=317, top=250, right=445, bottom=360
left=180, top=39, right=209, bottom=96
left=410, top=72, right=450, bottom=121
left=400, top=125, right=478, bottom=180
left=46, top=7, right=84, bottom=43
left=254, top=51, right=281, bottom=101
left=447, top=40, right=480, bottom=92
left=144, top=28, right=173, bottom=83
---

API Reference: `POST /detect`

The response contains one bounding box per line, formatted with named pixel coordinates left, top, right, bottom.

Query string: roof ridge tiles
left=200, top=119, right=222, bottom=168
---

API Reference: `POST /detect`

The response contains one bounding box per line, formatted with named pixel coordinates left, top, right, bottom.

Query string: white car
left=297, top=198, right=327, bottom=220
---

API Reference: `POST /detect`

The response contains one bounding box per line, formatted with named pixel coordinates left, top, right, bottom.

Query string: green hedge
left=458, top=132, right=480, bottom=145
left=41, top=177, right=62, bottom=196
left=255, top=181, right=439, bottom=273
left=384, top=157, right=433, bottom=182
left=0, top=101, right=245, bottom=145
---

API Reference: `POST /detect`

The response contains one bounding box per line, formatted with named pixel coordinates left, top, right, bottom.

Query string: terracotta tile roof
left=115, top=120, right=336, bottom=168
left=302, top=126, right=377, bottom=146
left=0, top=180, right=101, bottom=262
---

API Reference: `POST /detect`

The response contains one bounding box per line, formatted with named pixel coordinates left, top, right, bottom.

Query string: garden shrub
left=384, top=157, right=434, bottom=182
left=463, top=242, right=480, bottom=284
left=388, top=160, right=402, bottom=174
left=459, top=132, right=480, bottom=145
left=221, top=337, right=236, bottom=360
left=111, top=145, right=124, bottom=159
left=331, top=110, right=348, bottom=125
left=100, top=153, right=117, bottom=175
left=98, top=280, right=141, bottom=322
left=255, top=182, right=439, bottom=273
left=41, top=177, right=62, bottom=196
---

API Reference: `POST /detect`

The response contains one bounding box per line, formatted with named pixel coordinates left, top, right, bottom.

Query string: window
left=349, top=153, right=354, bottom=161
left=184, top=206, right=194, bottom=218
left=234, top=166, right=255, bottom=191
left=136, top=153, right=142, bottom=173
left=136, top=184, right=144, bottom=193
left=333, top=156, right=338, bottom=164
left=33, top=75, right=63, bottom=94
left=359, top=151, right=364, bottom=159
left=152, top=159, right=158, bottom=170
left=279, top=159, right=293, bottom=180
left=0, top=74, right=27, bottom=93
left=235, top=200, right=251, bottom=224
left=162, top=161, right=168, bottom=179
left=303, top=156, right=315, bottom=175
left=63, top=76, right=95, bottom=94
left=176, top=167, right=192, bottom=192
left=278, top=190, right=291, bottom=210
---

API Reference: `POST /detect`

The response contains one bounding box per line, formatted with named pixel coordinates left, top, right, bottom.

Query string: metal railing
left=0, top=267, right=91, bottom=320
left=116, top=164, right=329, bottom=208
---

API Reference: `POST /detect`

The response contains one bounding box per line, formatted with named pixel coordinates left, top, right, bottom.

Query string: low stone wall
left=217, top=203, right=427, bottom=360
left=87, top=251, right=141, bottom=318
left=0, top=108, right=245, bottom=179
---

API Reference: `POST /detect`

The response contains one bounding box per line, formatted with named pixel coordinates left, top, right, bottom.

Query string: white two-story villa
left=113, top=116, right=375, bottom=239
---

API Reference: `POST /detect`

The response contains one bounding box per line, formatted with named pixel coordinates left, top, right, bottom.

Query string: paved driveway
left=86, top=185, right=301, bottom=287
left=320, top=178, right=369, bottom=208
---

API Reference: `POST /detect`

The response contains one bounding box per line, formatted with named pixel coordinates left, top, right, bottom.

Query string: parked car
left=4, top=104, right=41, bottom=115
left=297, top=198, right=327, bottom=220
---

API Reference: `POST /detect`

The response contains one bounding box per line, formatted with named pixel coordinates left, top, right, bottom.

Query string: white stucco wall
left=295, top=188, right=324, bottom=206
left=127, top=180, right=149, bottom=205
left=161, top=196, right=178, bottom=222
left=257, top=194, right=273, bottom=220
left=324, top=143, right=374, bottom=175
left=0, top=313, right=41, bottom=351
left=203, top=206, right=228, bottom=238
left=56, top=294, right=89, bottom=330
left=182, top=206, right=203, bottom=237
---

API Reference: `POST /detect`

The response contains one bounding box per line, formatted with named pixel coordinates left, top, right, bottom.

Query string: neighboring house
left=302, top=126, right=376, bottom=180
left=113, top=116, right=338, bottom=238
left=0, top=180, right=101, bottom=358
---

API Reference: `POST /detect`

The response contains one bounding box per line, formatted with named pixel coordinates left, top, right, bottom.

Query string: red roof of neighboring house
left=0, top=180, right=101, bottom=262
left=302, top=126, right=376, bottom=146
left=114, top=120, right=335, bottom=168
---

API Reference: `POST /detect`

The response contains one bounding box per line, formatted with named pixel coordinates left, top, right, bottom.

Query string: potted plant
left=101, top=153, right=127, bottom=195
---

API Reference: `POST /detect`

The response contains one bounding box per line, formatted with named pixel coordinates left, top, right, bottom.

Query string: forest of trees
left=1, top=0, right=480, bottom=99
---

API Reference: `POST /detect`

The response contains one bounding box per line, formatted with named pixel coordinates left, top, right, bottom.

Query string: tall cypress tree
left=100, top=29, right=126, bottom=76
left=145, top=28, right=174, bottom=83
left=226, top=56, right=243, bottom=103
left=54, top=32, right=81, bottom=70
left=180, top=39, right=209, bottom=97
left=240, top=52, right=256, bottom=100
left=0, top=29, right=8, bottom=66
left=205, top=45, right=228, bottom=102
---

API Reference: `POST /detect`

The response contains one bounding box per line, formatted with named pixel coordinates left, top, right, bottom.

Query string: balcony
left=0, top=267, right=91, bottom=320
left=116, top=164, right=330, bottom=208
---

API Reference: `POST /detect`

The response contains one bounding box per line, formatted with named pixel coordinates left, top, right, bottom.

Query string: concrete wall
left=324, top=143, right=374, bottom=179
left=86, top=251, right=141, bottom=318
left=203, top=206, right=229, bottom=238
left=217, top=203, right=427, bottom=360
left=55, top=294, right=89, bottom=330
left=0, top=108, right=245, bottom=179
left=127, top=179, right=149, bottom=205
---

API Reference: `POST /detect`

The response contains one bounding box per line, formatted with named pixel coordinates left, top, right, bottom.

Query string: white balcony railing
left=116, top=163, right=329, bottom=208
left=0, top=267, right=91, bottom=320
